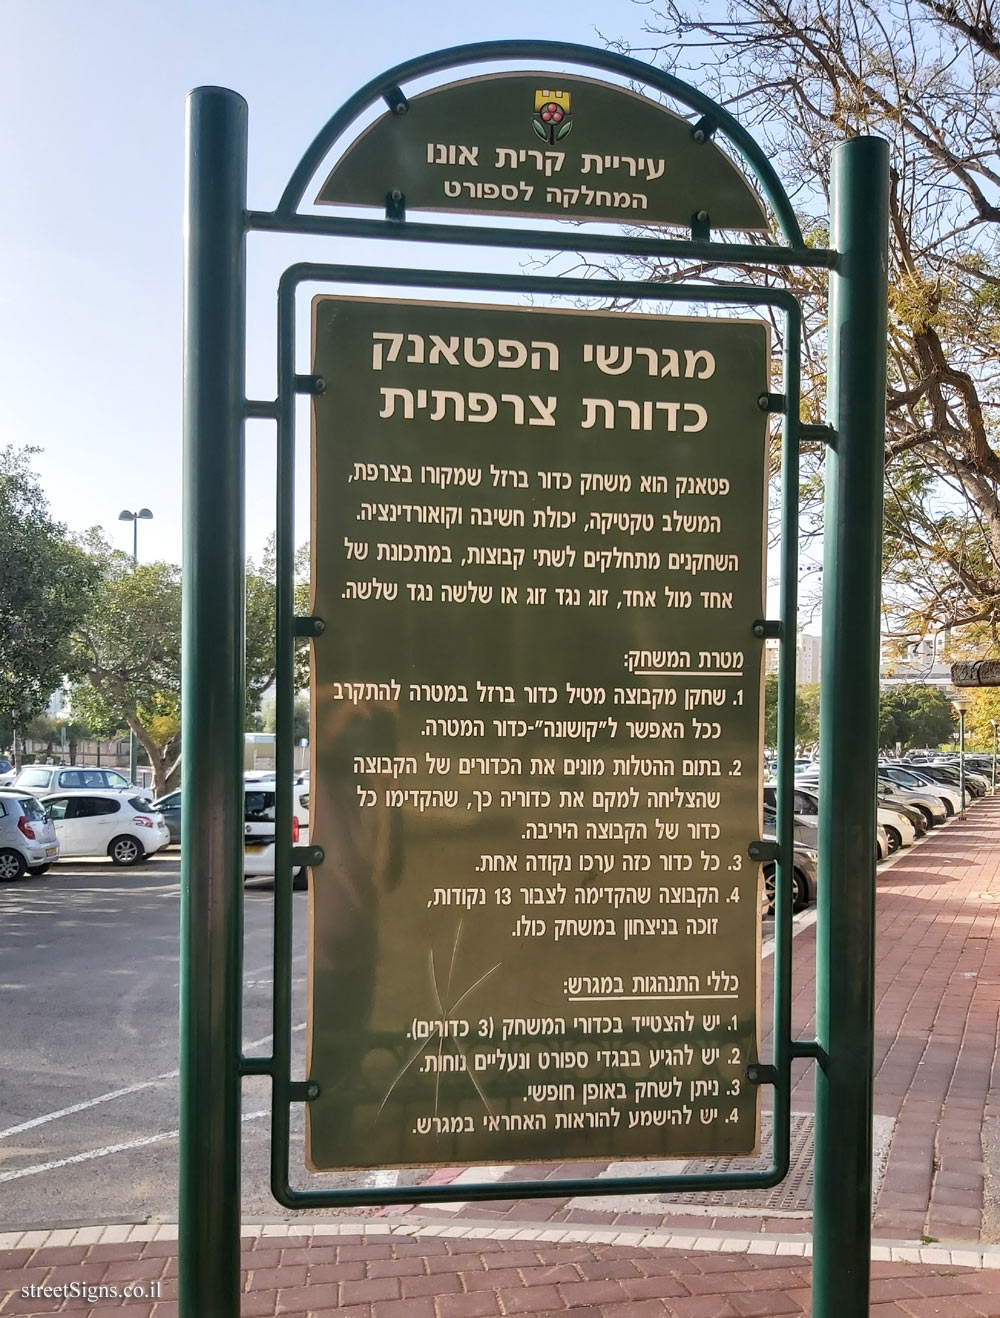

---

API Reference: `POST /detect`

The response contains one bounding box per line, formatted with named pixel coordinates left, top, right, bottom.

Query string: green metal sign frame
left=180, top=39, right=887, bottom=1318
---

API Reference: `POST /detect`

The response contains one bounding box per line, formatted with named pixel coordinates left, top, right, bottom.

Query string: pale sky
left=5, top=0, right=660, bottom=568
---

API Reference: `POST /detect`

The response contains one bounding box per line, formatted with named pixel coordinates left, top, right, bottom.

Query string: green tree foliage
left=72, top=545, right=183, bottom=797
left=0, top=447, right=99, bottom=759
left=955, top=686, right=1000, bottom=751
left=71, top=535, right=308, bottom=797
left=763, top=674, right=779, bottom=747
left=763, top=676, right=820, bottom=749
left=877, top=684, right=955, bottom=749
left=622, top=0, right=1000, bottom=648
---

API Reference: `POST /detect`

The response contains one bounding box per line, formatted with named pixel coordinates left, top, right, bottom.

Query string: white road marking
left=0, top=1111, right=268, bottom=1184
left=0, top=1025, right=304, bottom=1141
left=0, top=1082, right=164, bottom=1141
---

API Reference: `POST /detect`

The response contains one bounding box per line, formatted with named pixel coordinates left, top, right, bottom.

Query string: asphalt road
left=0, top=855, right=412, bottom=1231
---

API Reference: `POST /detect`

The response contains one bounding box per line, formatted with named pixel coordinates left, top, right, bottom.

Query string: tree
left=878, top=684, right=955, bottom=748
left=72, top=547, right=183, bottom=797
left=70, top=535, right=309, bottom=797
left=957, top=686, right=1000, bottom=751
left=0, top=446, right=99, bottom=763
left=617, top=0, right=1000, bottom=648
left=763, top=675, right=820, bottom=749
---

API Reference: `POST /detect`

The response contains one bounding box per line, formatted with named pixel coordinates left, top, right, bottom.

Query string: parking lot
left=0, top=855, right=419, bottom=1230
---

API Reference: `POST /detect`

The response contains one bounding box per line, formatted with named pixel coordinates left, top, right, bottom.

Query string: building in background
left=879, top=632, right=951, bottom=688
left=764, top=632, right=821, bottom=684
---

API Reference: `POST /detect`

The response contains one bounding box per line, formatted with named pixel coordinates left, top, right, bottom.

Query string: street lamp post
left=952, top=696, right=969, bottom=818
left=118, top=508, right=153, bottom=785
left=991, top=719, right=998, bottom=794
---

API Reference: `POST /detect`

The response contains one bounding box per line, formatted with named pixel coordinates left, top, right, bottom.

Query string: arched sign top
left=275, top=39, right=804, bottom=247
left=315, top=72, right=768, bottom=233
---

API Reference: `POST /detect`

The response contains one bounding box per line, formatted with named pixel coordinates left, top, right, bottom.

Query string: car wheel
left=109, top=835, right=144, bottom=866
left=761, top=867, right=809, bottom=915
left=885, top=826, right=902, bottom=854
left=940, top=798, right=954, bottom=817
left=26, top=864, right=51, bottom=876
left=918, top=805, right=935, bottom=829
left=0, top=849, right=27, bottom=881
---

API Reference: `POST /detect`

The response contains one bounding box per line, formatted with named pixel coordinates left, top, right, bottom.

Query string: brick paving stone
left=237, top=1291, right=291, bottom=1318
left=426, top=1254, right=483, bottom=1276
left=24, top=1248, right=88, bottom=1268
left=401, top=1273, right=465, bottom=1299
left=276, top=1282, right=340, bottom=1312
left=370, top=1299, right=445, bottom=1318
left=729, top=1292, right=806, bottom=1316
left=242, top=1249, right=284, bottom=1271
left=367, top=1258, right=429, bottom=1279
left=513, top=1264, right=580, bottom=1286
left=87, top=1237, right=145, bottom=1258
left=340, top=1276, right=404, bottom=1304
left=554, top=1278, right=628, bottom=1306
left=247, top=1265, right=309, bottom=1292
left=661, top=1295, right=741, bottom=1317
left=575, top=1257, right=642, bottom=1279
left=897, top=1299, right=989, bottom=1317
left=0, top=1254, right=32, bottom=1271
left=621, top=1274, right=693, bottom=1300
left=460, top=1269, right=523, bottom=1291
left=435, top=1291, right=501, bottom=1318
left=600, top=1300, right=674, bottom=1318
left=493, top=1284, right=563, bottom=1314
left=304, top=1260, right=367, bottom=1283
left=479, top=1252, right=546, bottom=1272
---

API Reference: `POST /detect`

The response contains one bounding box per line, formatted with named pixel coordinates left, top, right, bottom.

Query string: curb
left=2, top=1217, right=998, bottom=1270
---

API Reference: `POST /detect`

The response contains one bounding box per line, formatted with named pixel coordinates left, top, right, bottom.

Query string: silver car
left=0, top=791, right=59, bottom=879
left=11, top=764, right=151, bottom=799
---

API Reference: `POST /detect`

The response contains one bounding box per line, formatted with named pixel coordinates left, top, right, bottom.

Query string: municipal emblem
left=532, top=88, right=572, bottom=143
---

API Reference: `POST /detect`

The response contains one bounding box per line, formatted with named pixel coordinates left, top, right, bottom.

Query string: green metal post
left=959, top=709, right=966, bottom=816
left=179, top=85, right=248, bottom=1318
left=813, top=136, right=889, bottom=1317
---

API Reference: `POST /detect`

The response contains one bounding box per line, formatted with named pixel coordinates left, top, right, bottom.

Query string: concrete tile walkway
left=4, top=796, right=1000, bottom=1314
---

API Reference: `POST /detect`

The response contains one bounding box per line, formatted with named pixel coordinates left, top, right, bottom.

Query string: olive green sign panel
left=307, top=296, right=768, bottom=1172
left=316, top=73, right=768, bottom=231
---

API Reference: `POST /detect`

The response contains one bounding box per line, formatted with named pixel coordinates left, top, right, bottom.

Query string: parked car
left=0, top=757, right=15, bottom=786
left=907, top=761, right=989, bottom=798
left=878, top=765, right=964, bottom=816
left=874, top=775, right=947, bottom=829
left=765, top=783, right=917, bottom=853
left=764, top=794, right=891, bottom=860
left=760, top=841, right=818, bottom=915
left=13, top=765, right=152, bottom=800
left=41, top=790, right=170, bottom=865
left=877, top=792, right=928, bottom=837
left=244, top=780, right=311, bottom=889
left=0, top=791, right=59, bottom=879
left=150, top=790, right=181, bottom=845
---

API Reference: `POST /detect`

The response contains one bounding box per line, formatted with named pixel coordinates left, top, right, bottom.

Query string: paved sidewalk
left=4, top=796, right=1000, bottom=1315
left=3, top=1220, right=1000, bottom=1316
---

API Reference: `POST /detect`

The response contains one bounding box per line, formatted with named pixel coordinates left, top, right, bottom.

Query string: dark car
left=151, top=790, right=181, bottom=845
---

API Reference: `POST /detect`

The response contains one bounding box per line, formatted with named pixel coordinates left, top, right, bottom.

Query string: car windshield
left=245, top=791, right=276, bottom=823
left=106, top=772, right=129, bottom=787
left=17, top=796, right=48, bottom=821
left=128, top=796, right=150, bottom=811
left=17, top=769, right=51, bottom=787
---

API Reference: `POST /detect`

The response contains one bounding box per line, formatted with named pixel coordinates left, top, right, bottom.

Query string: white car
left=244, top=780, right=311, bottom=889
left=0, top=791, right=60, bottom=879
left=13, top=764, right=151, bottom=799
left=41, top=790, right=170, bottom=865
left=879, top=766, right=963, bottom=817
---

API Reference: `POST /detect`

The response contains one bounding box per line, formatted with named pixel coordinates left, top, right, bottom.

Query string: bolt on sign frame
left=180, top=39, right=887, bottom=1318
